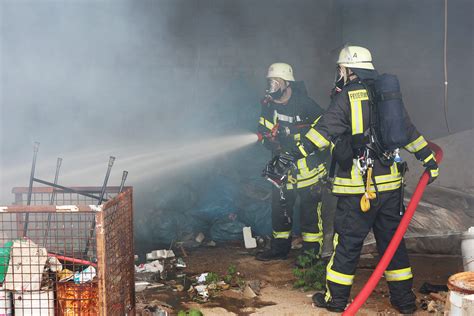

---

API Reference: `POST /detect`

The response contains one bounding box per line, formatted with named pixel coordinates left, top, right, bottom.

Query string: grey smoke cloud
left=1, top=0, right=472, bottom=211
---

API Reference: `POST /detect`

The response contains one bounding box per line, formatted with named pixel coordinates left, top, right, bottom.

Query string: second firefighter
left=256, top=62, right=328, bottom=261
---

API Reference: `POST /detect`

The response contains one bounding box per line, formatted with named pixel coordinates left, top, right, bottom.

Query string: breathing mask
left=266, top=78, right=285, bottom=100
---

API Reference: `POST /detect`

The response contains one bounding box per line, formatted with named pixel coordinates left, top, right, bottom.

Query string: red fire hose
left=343, top=142, right=443, bottom=315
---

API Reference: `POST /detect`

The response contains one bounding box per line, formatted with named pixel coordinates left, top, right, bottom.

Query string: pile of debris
left=135, top=249, right=262, bottom=315
left=418, top=282, right=449, bottom=314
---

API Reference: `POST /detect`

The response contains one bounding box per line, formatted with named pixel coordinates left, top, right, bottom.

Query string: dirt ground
left=137, top=244, right=462, bottom=315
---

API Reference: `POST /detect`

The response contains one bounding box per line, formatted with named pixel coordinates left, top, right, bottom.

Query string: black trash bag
left=147, top=209, right=178, bottom=244
left=419, top=282, right=448, bottom=294
left=210, top=214, right=246, bottom=242
left=192, top=176, right=239, bottom=221
left=237, top=202, right=272, bottom=236
left=237, top=180, right=272, bottom=236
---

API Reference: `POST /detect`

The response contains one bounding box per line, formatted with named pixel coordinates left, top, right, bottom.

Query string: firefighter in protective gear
left=295, top=46, right=439, bottom=313
left=256, top=62, right=328, bottom=261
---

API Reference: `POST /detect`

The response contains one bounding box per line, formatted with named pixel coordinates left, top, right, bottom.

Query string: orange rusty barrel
left=56, top=281, right=98, bottom=316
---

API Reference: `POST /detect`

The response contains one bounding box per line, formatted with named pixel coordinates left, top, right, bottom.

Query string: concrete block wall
left=339, top=0, right=473, bottom=139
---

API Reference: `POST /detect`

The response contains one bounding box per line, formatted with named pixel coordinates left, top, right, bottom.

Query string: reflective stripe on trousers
left=384, top=267, right=413, bottom=281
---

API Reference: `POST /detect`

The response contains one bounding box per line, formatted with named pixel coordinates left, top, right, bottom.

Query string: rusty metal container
left=57, top=281, right=99, bottom=315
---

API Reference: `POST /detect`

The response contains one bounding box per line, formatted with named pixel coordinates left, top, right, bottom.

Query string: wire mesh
left=96, top=189, right=135, bottom=315
left=0, top=188, right=135, bottom=315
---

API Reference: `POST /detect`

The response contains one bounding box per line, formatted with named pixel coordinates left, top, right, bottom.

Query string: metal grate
left=0, top=188, right=135, bottom=315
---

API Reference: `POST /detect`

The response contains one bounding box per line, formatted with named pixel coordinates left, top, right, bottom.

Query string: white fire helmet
left=266, top=63, right=295, bottom=82
left=337, top=46, right=375, bottom=70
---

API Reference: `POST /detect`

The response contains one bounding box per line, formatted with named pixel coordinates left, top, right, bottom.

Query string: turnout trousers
left=271, top=186, right=323, bottom=256
left=325, top=189, right=416, bottom=309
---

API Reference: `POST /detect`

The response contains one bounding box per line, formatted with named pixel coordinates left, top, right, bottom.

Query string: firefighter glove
left=423, top=156, right=439, bottom=185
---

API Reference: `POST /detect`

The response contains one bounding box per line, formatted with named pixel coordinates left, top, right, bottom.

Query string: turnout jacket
left=258, top=81, right=327, bottom=190
left=298, top=77, right=436, bottom=196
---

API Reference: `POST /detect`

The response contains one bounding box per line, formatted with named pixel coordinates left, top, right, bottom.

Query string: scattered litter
left=153, top=306, right=169, bottom=316
left=208, top=283, right=217, bottom=290
left=45, top=256, right=63, bottom=272
left=243, top=285, right=257, bottom=299
left=147, top=283, right=165, bottom=289
left=195, top=233, right=205, bottom=243
left=195, top=285, right=209, bottom=299
left=146, top=250, right=175, bottom=261
left=429, top=292, right=447, bottom=302
left=58, top=269, right=74, bottom=282
left=176, top=242, right=188, bottom=257
left=247, top=280, right=261, bottom=295
left=136, top=260, right=164, bottom=273
left=135, top=281, right=151, bottom=292
left=205, top=241, right=216, bottom=247
left=217, top=281, right=230, bottom=290
left=420, top=296, right=446, bottom=313
left=135, top=271, right=161, bottom=283
left=176, top=257, right=186, bottom=268
left=175, top=284, right=184, bottom=292
left=427, top=300, right=438, bottom=312
left=243, top=227, right=257, bottom=249
left=196, top=273, right=209, bottom=284
left=73, top=266, right=96, bottom=284
left=136, top=300, right=171, bottom=316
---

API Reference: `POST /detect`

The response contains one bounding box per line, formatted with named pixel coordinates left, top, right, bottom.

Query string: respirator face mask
left=266, top=78, right=284, bottom=100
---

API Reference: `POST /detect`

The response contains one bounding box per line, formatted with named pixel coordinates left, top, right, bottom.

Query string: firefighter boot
left=390, top=285, right=417, bottom=314
left=255, top=238, right=290, bottom=261
left=312, top=293, right=345, bottom=313
left=392, top=303, right=417, bottom=315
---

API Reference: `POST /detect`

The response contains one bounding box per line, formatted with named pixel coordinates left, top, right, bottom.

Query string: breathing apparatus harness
left=357, top=78, right=408, bottom=212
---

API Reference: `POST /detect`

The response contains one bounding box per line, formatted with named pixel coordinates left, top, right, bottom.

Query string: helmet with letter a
left=337, top=46, right=374, bottom=70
